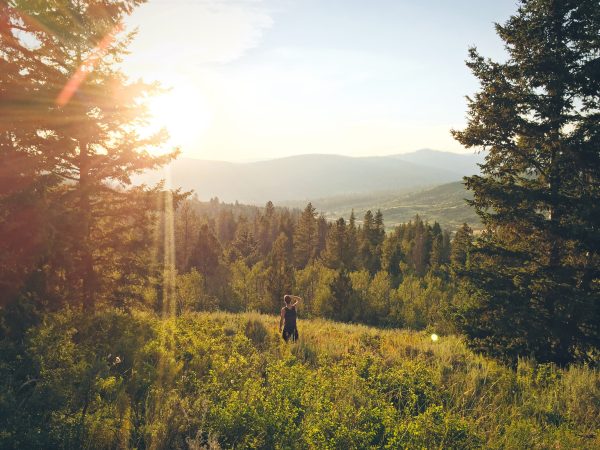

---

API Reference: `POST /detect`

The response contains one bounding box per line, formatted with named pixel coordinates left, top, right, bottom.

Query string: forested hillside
left=164, top=197, right=471, bottom=330
left=293, top=181, right=479, bottom=231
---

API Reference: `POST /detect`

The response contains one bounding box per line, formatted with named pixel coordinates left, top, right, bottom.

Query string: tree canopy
left=0, top=0, right=176, bottom=310
left=452, top=0, right=600, bottom=365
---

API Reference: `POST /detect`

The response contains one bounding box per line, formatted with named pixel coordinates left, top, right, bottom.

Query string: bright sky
left=122, top=0, right=516, bottom=162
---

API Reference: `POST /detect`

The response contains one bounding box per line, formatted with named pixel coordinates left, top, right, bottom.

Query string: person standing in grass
left=279, top=294, right=301, bottom=342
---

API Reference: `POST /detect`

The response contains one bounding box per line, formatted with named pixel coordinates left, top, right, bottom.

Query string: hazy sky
left=123, top=0, right=516, bottom=161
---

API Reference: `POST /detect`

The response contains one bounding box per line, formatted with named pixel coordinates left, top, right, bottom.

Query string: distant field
left=288, top=181, right=480, bottom=231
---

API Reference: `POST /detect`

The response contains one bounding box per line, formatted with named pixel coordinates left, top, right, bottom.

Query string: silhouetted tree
left=452, top=0, right=600, bottom=364
left=175, top=202, right=200, bottom=271
left=189, top=224, right=222, bottom=278
left=0, top=0, right=175, bottom=310
left=450, top=223, right=473, bottom=271
left=429, top=222, right=445, bottom=270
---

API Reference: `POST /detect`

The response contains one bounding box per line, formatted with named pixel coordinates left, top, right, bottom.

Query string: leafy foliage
left=1, top=310, right=598, bottom=449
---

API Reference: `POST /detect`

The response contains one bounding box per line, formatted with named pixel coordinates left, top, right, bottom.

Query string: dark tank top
left=284, top=305, right=297, bottom=329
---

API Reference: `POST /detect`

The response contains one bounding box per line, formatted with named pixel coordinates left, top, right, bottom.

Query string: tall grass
left=2, top=309, right=598, bottom=449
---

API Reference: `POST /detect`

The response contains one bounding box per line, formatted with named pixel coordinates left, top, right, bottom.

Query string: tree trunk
left=79, top=137, right=95, bottom=311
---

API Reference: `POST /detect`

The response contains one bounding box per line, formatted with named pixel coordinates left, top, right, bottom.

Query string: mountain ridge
left=137, top=149, right=484, bottom=204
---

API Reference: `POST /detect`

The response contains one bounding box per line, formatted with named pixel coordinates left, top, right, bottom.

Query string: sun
left=145, top=79, right=212, bottom=152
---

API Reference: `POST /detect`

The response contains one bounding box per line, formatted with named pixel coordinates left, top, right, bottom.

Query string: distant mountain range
left=137, top=149, right=485, bottom=204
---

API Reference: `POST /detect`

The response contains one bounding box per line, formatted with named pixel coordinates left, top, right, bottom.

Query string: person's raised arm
left=290, top=295, right=302, bottom=307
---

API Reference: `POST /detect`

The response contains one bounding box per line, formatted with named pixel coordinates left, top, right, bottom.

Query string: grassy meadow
left=3, top=308, right=598, bottom=449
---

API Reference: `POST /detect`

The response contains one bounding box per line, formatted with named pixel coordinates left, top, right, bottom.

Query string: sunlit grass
left=177, top=310, right=600, bottom=447
left=12, top=307, right=599, bottom=448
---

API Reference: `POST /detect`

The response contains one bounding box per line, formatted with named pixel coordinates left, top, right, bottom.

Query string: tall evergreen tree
left=216, top=209, right=237, bottom=246
left=175, top=201, right=200, bottom=272
left=0, top=0, right=175, bottom=310
left=267, top=232, right=294, bottom=309
left=229, top=223, right=260, bottom=267
left=442, top=230, right=452, bottom=265
left=360, top=210, right=384, bottom=274
left=373, top=210, right=386, bottom=245
left=346, top=210, right=359, bottom=270
left=256, top=201, right=277, bottom=256
left=429, top=222, right=445, bottom=270
left=410, top=216, right=430, bottom=276
left=316, top=214, right=329, bottom=259
left=323, top=217, right=349, bottom=270
left=381, top=228, right=404, bottom=281
left=450, top=223, right=473, bottom=271
left=293, top=202, right=318, bottom=269
left=329, top=269, right=354, bottom=322
left=452, top=0, right=600, bottom=364
left=188, top=224, right=222, bottom=278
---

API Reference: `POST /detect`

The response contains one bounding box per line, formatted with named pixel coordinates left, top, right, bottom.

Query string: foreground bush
left=1, top=309, right=598, bottom=449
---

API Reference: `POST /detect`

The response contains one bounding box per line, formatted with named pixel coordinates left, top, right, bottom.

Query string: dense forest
left=1, top=0, right=599, bottom=448
left=161, top=197, right=469, bottom=332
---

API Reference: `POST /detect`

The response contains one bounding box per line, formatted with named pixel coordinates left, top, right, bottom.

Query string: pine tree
left=323, top=217, right=348, bottom=270
left=316, top=214, right=329, bottom=259
left=256, top=201, right=277, bottom=256
left=229, top=224, right=259, bottom=267
left=188, top=224, right=222, bottom=278
left=329, top=269, right=354, bottom=322
left=410, top=216, right=430, bottom=276
left=429, top=222, right=445, bottom=270
left=374, top=210, right=386, bottom=245
left=381, top=228, right=404, bottom=281
left=442, top=230, right=452, bottom=265
left=0, top=1, right=175, bottom=310
left=216, top=209, right=237, bottom=246
left=346, top=210, right=359, bottom=270
left=452, top=0, right=600, bottom=364
left=293, top=202, right=318, bottom=269
left=277, top=208, right=295, bottom=243
left=175, top=201, right=200, bottom=272
left=267, top=232, right=294, bottom=309
left=450, top=223, right=473, bottom=271
left=360, top=210, right=383, bottom=274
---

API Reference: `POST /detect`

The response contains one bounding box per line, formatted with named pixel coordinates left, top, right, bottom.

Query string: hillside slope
left=10, top=309, right=599, bottom=449
left=292, top=181, right=479, bottom=230
left=393, top=148, right=485, bottom=175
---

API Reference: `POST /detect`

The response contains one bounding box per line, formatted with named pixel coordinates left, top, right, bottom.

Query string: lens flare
left=431, top=333, right=439, bottom=342
left=56, top=24, right=123, bottom=107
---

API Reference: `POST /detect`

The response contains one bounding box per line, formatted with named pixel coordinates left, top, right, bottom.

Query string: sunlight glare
left=145, top=79, right=211, bottom=152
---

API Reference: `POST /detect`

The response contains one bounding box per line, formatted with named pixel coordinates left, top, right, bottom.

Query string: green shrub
left=1, top=309, right=598, bottom=449
left=244, top=318, right=269, bottom=350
